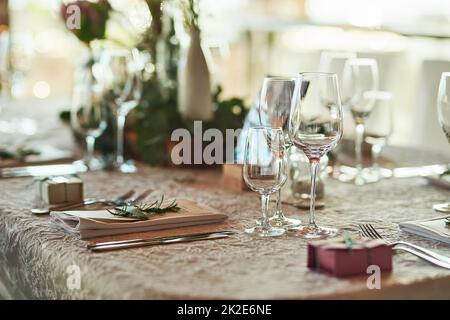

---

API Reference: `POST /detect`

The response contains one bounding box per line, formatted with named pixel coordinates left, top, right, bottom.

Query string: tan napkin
left=50, top=199, right=228, bottom=239
left=399, top=216, right=450, bottom=245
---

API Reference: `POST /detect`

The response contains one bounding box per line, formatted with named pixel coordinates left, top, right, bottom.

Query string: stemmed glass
left=364, top=91, right=394, bottom=181
left=71, top=76, right=108, bottom=170
left=289, top=72, right=343, bottom=239
left=243, top=126, right=287, bottom=237
left=341, top=58, right=379, bottom=185
left=434, top=72, right=450, bottom=213
left=258, top=77, right=301, bottom=229
left=100, top=48, right=143, bottom=173
left=319, top=51, right=357, bottom=84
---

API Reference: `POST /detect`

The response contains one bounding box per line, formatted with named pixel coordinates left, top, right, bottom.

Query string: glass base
left=289, top=224, right=338, bottom=239
left=433, top=203, right=450, bottom=213
left=74, top=157, right=105, bottom=171
left=245, top=225, right=285, bottom=237
left=336, top=166, right=389, bottom=185
left=115, top=160, right=137, bottom=173
left=269, top=213, right=301, bottom=229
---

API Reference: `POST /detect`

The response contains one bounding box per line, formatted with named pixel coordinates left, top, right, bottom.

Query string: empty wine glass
left=364, top=91, right=394, bottom=181
left=289, top=72, right=343, bottom=239
left=71, top=74, right=108, bottom=170
left=341, top=58, right=379, bottom=185
left=243, top=126, right=287, bottom=237
left=319, top=51, right=357, bottom=86
left=259, top=77, right=301, bottom=229
left=434, top=72, right=450, bottom=213
left=100, top=48, right=143, bottom=173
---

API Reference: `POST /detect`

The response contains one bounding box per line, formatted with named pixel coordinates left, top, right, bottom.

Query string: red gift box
left=307, top=237, right=393, bottom=277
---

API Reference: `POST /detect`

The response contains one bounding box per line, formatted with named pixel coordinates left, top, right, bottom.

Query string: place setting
left=1, top=0, right=450, bottom=302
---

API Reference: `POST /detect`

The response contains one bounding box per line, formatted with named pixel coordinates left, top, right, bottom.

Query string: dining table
left=1, top=143, right=450, bottom=299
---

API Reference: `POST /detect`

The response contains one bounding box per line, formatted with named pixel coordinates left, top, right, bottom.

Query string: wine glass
left=364, top=91, right=394, bottom=181
left=258, top=76, right=301, bottom=229
left=341, top=58, right=379, bottom=185
left=289, top=72, right=343, bottom=239
left=319, top=51, right=357, bottom=85
left=100, top=48, right=143, bottom=173
left=71, top=75, right=108, bottom=170
left=243, top=126, right=287, bottom=237
left=434, top=72, right=450, bottom=213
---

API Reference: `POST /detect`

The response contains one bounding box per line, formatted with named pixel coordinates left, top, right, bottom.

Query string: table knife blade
left=89, top=233, right=231, bottom=252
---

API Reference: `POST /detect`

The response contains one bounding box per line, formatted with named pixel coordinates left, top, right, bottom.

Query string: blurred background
left=1, top=0, right=450, bottom=153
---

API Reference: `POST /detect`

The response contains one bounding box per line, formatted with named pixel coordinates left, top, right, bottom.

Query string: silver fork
left=359, top=224, right=450, bottom=269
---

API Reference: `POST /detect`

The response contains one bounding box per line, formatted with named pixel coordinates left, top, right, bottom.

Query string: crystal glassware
left=341, top=58, right=379, bottom=185
left=289, top=72, right=343, bottom=239
left=71, top=68, right=108, bottom=171
left=258, top=76, right=301, bottom=229
left=434, top=72, right=450, bottom=213
left=100, top=48, right=143, bottom=173
left=364, top=91, right=394, bottom=181
left=243, top=126, right=287, bottom=237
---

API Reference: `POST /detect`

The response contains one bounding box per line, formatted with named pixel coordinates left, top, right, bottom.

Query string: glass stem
left=116, top=113, right=126, bottom=166
left=85, top=135, right=95, bottom=165
left=274, top=189, right=284, bottom=219
left=309, top=160, right=319, bottom=227
left=261, top=193, right=270, bottom=230
left=371, top=144, right=382, bottom=172
left=355, top=123, right=365, bottom=177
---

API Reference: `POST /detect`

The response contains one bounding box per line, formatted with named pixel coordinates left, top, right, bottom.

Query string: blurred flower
left=61, top=0, right=112, bottom=45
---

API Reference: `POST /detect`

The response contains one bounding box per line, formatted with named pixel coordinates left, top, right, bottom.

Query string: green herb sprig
left=445, top=218, right=450, bottom=226
left=107, top=196, right=181, bottom=220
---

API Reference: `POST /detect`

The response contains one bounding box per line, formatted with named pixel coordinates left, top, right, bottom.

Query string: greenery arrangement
left=60, top=0, right=248, bottom=166
left=0, top=147, right=40, bottom=161
left=107, top=196, right=181, bottom=220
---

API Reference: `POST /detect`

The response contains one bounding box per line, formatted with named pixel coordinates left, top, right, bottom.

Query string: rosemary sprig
left=107, top=196, right=181, bottom=220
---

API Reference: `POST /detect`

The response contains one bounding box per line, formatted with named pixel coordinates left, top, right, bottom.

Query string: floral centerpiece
left=60, top=0, right=248, bottom=166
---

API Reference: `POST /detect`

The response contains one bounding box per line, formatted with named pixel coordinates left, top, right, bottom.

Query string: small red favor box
left=307, top=237, right=393, bottom=277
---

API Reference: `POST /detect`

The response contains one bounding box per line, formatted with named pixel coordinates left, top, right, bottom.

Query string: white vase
left=178, top=29, right=213, bottom=121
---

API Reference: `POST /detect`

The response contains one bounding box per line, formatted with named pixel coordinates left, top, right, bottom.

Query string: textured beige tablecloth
left=1, top=147, right=450, bottom=299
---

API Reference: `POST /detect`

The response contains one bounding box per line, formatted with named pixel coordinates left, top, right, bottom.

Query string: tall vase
left=178, top=29, right=213, bottom=121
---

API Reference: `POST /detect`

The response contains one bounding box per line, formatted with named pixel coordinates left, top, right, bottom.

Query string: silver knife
left=88, top=230, right=236, bottom=252
left=0, top=163, right=87, bottom=178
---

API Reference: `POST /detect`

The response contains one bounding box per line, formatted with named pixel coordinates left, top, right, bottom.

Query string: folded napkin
left=399, top=216, right=450, bottom=245
left=50, top=199, right=228, bottom=239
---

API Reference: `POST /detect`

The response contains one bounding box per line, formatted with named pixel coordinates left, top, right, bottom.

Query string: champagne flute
left=434, top=72, right=450, bottom=213
left=289, top=72, right=343, bottom=239
left=364, top=91, right=394, bottom=181
left=258, top=77, right=301, bottom=229
left=243, top=126, right=287, bottom=237
left=100, top=48, right=143, bottom=173
left=342, top=58, right=379, bottom=185
left=71, top=78, right=108, bottom=170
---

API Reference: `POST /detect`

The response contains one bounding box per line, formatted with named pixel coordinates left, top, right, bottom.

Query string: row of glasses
left=320, top=52, right=393, bottom=185
left=244, top=72, right=343, bottom=239
left=71, top=48, right=144, bottom=173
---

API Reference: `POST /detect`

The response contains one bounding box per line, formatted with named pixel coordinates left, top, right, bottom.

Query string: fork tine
left=358, top=224, right=371, bottom=238
left=360, top=224, right=376, bottom=239
left=367, top=224, right=383, bottom=239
